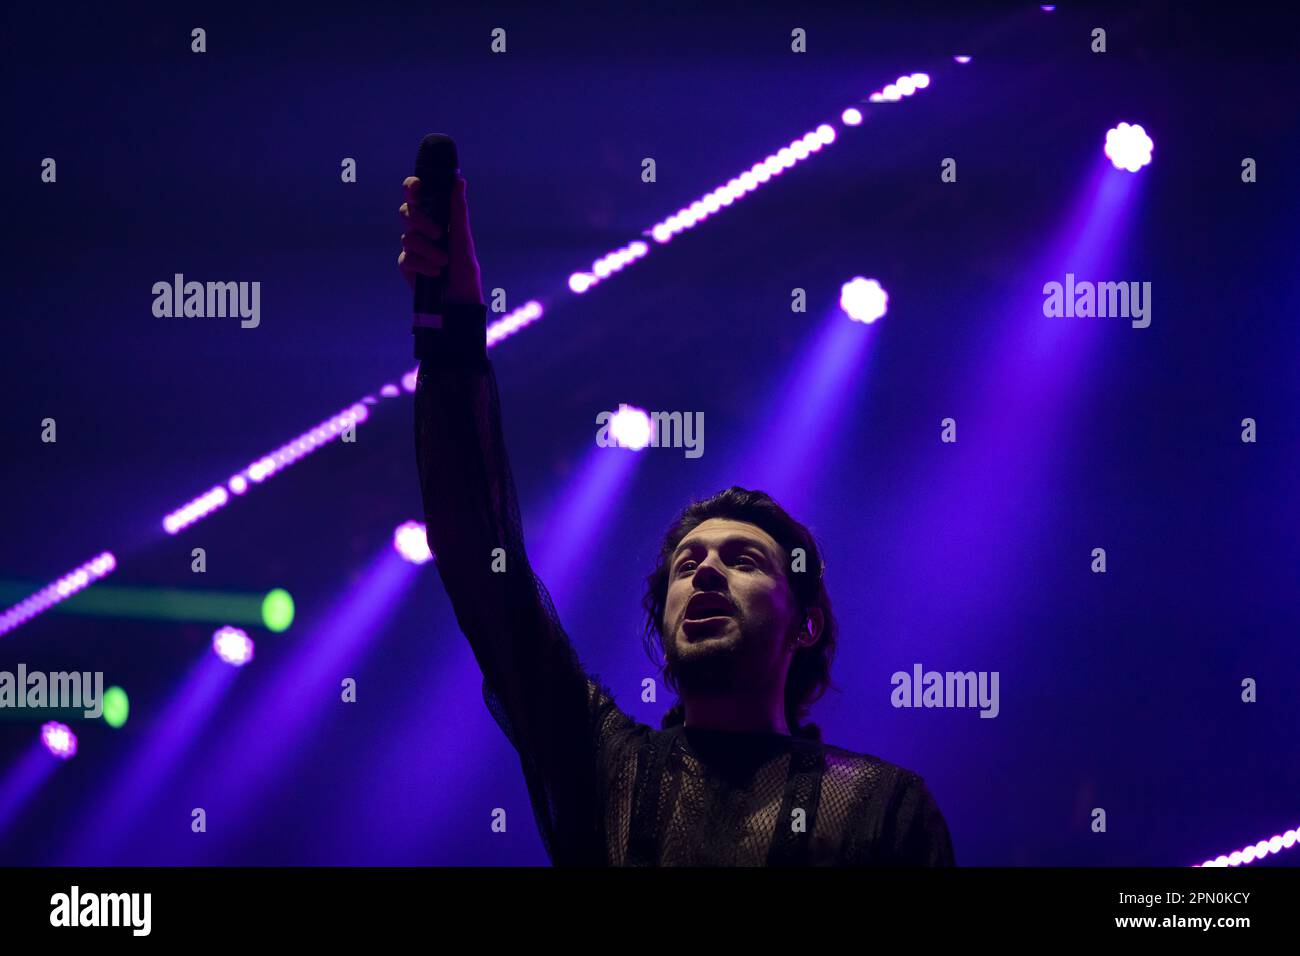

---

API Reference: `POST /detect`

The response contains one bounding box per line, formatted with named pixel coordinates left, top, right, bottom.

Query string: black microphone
left=411, top=133, right=459, bottom=359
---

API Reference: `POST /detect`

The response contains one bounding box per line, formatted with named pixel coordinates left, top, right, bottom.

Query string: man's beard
left=665, top=612, right=748, bottom=696
left=665, top=612, right=801, bottom=697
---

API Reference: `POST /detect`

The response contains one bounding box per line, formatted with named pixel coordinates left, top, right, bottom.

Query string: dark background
left=0, top=0, right=1296, bottom=865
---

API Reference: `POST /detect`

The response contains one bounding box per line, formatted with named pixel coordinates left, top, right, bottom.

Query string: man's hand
left=398, top=175, right=485, bottom=307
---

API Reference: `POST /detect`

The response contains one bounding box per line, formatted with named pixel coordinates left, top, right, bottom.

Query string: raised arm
left=399, top=174, right=630, bottom=864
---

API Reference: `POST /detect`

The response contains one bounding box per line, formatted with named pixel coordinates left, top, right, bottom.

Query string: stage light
left=868, top=75, right=933, bottom=105
left=0, top=552, right=117, bottom=638
left=609, top=404, right=652, bottom=450
left=164, top=403, right=369, bottom=533
left=1104, top=122, right=1154, bottom=173
left=646, top=121, right=846, bottom=249
left=1197, top=827, right=1299, bottom=867
left=163, top=486, right=228, bottom=533
left=0, top=580, right=294, bottom=630
left=840, top=277, right=889, bottom=324
left=841, top=107, right=863, bottom=126
left=486, top=300, right=545, bottom=347
left=41, top=722, right=77, bottom=760
left=261, top=588, right=294, bottom=633
left=393, top=521, right=433, bottom=564
left=213, top=626, right=255, bottom=667
left=102, top=686, right=129, bottom=729
left=954, top=55, right=972, bottom=64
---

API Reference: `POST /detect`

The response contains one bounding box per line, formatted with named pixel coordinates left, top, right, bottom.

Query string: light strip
left=1196, top=826, right=1299, bottom=867
left=570, top=71, right=931, bottom=294
left=0, top=552, right=117, bottom=638
left=162, top=301, right=547, bottom=536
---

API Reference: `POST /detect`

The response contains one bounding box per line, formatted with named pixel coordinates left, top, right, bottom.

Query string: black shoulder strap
left=625, top=728, right=679, bottom=866
left=765, top=739, right=825, bottom=867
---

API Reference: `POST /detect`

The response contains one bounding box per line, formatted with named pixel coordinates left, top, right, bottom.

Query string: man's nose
left=691, top=557, right=727, bottom=588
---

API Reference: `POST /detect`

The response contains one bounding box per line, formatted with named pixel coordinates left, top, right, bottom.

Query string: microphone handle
left=412, top=137, right=459, bottom=359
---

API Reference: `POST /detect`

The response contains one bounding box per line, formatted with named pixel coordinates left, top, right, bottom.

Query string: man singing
left=398, top=172, right=955, bottom=866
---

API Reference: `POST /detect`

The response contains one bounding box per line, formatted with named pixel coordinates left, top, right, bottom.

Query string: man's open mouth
left=684, top=593, right=735, bottom=622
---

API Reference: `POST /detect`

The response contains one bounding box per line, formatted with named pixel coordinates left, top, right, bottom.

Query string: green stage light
left=262, top=588, right=294, bottom=632
left=103, top=686, right=129, bottom=728
left=0, top=581, right=283, bottom=629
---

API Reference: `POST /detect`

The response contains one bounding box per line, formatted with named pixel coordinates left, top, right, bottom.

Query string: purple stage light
left=0, top=744, right=61, bottom=835
left=0, top=552, right=117, bottom=638
left=841, top=107, right=863, bottom=126
left=213, top=626, right=255, bottom=667
left=393, top=520, right=433, bottom=564
left=163, top=402, right=369, bottom=534
left=735, top=307, right=874, bottom=512
left=55, top=654, right=239, bottom=865
left=155, top=303, right=540, bottom=542
left=163, top=485, right=229, bottom=534
left=486, top=300, right=545, bottom=347
left=609, top=404, right=652, bottom=450
left=840, top=277, right=889, bottom=324
left=569, top=240, right=649, bottom=293
left=648, top=125, right=836, bottom=247
left=868, top=73, right=933, bottom=104
left=1104, top=122, right=1154, bottom=172
left=41, top=722, right=77, bottom=759
left=1197, top=827, right=1298, bottom=867
left=954, top=55, right=972, bottom=64
left=185, top=547, right=415, bottom=848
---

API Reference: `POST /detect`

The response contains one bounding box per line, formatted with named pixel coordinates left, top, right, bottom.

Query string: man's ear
left=805, top=607, right=825, bottom=646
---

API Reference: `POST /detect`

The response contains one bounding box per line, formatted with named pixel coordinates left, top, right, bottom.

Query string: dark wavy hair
left=641, top=487, right=838, bottom=742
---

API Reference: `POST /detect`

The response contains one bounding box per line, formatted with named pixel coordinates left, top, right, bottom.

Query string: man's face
left=662, top=517, right=799, bottom=694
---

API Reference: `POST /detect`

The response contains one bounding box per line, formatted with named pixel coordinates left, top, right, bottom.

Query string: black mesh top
left=413, top=304, right=956, bottom=866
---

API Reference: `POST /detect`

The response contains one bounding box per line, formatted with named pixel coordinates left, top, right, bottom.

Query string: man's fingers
left=398, top=174, right=481, bottom=304
left=401, top=231, right=448, bottom=264
left=397, top=248, right=445, bottom=277
left=399, top=201, right=442, bottom=238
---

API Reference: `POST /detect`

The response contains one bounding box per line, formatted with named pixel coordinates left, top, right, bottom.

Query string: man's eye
left=676, top=560, right=697, bottom=574
left=736, top=555, right=757, bottom=567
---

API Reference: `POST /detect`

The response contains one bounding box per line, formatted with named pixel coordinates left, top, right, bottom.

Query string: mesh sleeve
left=412, top=304, right=634, bottom=865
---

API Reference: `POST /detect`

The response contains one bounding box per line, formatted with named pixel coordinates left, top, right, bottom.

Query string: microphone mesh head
left=415, top=133, right=458, bottom=176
